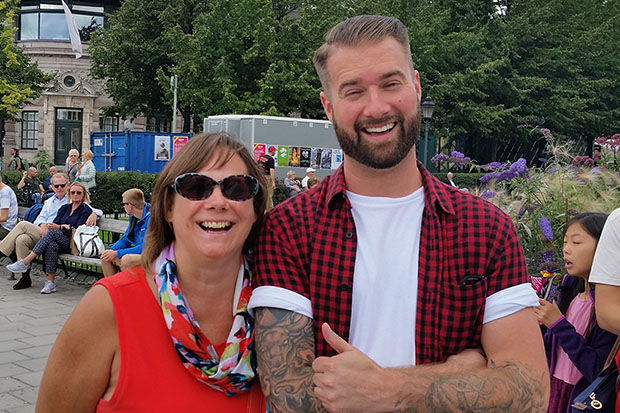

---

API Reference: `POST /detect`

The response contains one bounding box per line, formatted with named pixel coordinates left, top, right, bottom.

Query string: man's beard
left=333, top=108, right=421, bottom=170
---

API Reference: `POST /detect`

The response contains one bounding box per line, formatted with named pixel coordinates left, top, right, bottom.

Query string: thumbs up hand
left=312, top=323, right=387, bottom=412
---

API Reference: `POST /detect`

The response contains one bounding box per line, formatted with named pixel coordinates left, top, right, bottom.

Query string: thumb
left=322, top=322, right=354, bottom=354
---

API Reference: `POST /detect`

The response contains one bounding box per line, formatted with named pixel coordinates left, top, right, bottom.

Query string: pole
left=423, top=120, right=429, bottom=167
left=171, top=74, right=178, bottom=133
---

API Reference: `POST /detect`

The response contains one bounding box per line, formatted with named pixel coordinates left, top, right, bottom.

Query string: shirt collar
left=326, top=160, right=455, bottom=216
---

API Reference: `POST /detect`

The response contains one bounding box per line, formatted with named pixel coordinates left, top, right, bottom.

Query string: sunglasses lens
left=175, top=174, right=215, bottom=200
left=221, top=175, right=258, bottom=201
left=54, top=184, right=66, bottom=188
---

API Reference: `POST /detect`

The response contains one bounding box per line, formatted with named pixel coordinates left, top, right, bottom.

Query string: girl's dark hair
left=556, top=212, right=608, bottom=314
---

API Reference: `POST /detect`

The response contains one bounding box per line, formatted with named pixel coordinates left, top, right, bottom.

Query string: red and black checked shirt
left=253, top=162, right=529, bottom=364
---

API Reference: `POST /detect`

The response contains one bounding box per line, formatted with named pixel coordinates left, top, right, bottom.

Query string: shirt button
left=345, top=232, right=353, bottom=239
left=337, top=284, right=352, bottom=293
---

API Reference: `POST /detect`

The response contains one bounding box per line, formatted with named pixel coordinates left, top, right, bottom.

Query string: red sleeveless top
left=95, top=268, right=264, bottom=412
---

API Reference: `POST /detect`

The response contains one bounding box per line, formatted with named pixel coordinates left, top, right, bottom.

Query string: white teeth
left=365, top=123, right=394, bottom=133
left=200, top=221, right=231, bottom=229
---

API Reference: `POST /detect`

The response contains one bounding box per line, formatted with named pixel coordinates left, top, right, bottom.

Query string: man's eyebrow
left=337, top=70, right=407, bottom=94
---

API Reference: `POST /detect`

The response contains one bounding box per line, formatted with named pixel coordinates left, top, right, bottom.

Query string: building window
left=147, top=116, right=169, bottom=132
left=21, top=111, right=39, bottom=150
left=56, top=109, right=82, bottom=121
left=99, top=115, right=119, bottom=132
left=17, top=1, right=115, bottom=42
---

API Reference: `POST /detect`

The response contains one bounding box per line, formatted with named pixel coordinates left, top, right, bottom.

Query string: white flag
left=61, top=0, right=82, bottom=59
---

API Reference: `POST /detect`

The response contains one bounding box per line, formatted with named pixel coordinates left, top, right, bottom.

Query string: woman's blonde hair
left=68, top=182, right=90, bottom=204
left=82, top=150, right=93, bottom=161
left=141, top=133, right=267, bottom=275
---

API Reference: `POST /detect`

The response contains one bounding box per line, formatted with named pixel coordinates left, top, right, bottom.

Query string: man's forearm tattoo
left=394, top=361, right=546, bottom=413
left=255, top=307, right=327, bottom=412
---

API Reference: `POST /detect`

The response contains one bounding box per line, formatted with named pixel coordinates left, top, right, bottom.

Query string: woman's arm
left=36, top=285, right=118, bottom=412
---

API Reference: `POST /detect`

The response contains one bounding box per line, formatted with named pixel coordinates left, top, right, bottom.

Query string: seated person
left=0, top=173, right=100, bottom=290
left=283, top=170, right=302, bottom=198
left=7, top=182, right=96, bottom=294
left=17, top=166, right=45, bottom=206
left=100, top=189, right=151, bottom=277
left=307, top=176, right=322, bottom=189
left=43, top=166, right=58, bottom=191
left=0, top=174, right=18, bottom=240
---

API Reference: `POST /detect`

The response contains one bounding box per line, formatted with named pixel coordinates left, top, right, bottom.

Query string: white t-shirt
left=301, top=176, right=310, bottom=188
left=0, top=185, right=18, bottom=231
left=589, top=208, right=620, bottom=286
left=248, top=189, right=538, bottom=367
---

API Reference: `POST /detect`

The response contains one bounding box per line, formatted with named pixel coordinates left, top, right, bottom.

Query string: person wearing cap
left=100, top=189, right=151, bottom=277
left=301, top=167, right=315, bottom=189
left=258, top=146, right=276, bottom=209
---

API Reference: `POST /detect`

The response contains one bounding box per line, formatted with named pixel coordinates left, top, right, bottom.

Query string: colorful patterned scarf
left=154, top=243, right=256, bottom=395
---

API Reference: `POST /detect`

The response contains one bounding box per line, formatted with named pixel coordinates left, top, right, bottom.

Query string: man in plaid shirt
left=249, top=15, right=549, bottom=412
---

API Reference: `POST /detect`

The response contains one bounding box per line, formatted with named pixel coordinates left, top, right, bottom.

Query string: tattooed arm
left=255, top=307, right=327, bottom=412
left=312, top=307, right=550, bottom=413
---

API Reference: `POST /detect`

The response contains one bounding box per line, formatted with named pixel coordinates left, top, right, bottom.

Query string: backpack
left=73, top=225, right=105, bottom=257
left=24, top=203, right=44, bottom=223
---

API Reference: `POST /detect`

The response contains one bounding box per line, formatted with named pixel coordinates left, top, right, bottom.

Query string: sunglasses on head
left=171, top=173, right=259, bottom=202
left=53, top=184, right=66, bottom=188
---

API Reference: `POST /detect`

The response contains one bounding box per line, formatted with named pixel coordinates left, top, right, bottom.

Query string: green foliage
left=90, top=172, right=158, bottom=214
left=32, top=149, right=54, bottom=170
left=0, top=0, right=54, bottom=122
left=476, top=131, right=620, bottom=274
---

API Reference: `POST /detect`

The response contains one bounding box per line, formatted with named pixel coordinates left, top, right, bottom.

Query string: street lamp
left=421, top=95, right=435, bottom=167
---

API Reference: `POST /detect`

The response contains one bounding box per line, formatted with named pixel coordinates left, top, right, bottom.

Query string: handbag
left=571, top=337, right=620, bottom=412
left=73, top=225, right=105, bottom=257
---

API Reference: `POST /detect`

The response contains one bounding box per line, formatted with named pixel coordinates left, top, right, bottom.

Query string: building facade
left=3, top=0, right=160, bottom=168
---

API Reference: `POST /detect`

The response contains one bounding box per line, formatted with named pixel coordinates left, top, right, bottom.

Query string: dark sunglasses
left=53, top=184, right=66, bottom=188
left=70, top=190, right=83, bottom=195
left=171, top=173, right=259, bottom=202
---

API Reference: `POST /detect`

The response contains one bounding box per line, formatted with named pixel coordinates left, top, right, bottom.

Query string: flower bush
left=474, top=129, right=620, bottom=274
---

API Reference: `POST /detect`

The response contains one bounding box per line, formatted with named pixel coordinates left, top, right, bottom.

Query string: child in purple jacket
left=535, top=212, right=617, bottom=413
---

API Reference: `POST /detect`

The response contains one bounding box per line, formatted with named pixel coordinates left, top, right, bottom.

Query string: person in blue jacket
left=535, top=212, right=617, bottom=413
left=100, top=188, right=151, bottom=277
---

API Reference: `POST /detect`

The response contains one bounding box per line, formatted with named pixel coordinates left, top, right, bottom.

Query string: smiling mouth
left=199, top=221, right=232, bottom=232
left=363, top=122, right=395, bottom=134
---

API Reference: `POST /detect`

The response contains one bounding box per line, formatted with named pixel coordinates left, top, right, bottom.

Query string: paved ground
left=0, top=264, right=88, bottom=413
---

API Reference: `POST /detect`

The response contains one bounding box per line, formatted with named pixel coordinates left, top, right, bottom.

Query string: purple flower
left=451, top=151, right=465, bottom=159
left=540, top=128, right=551, bottom=136
left=431, top=153, right=449, bottom=163
left=539, top=217, right=554, bottom=241
left=480, top=190, right=496, bottom=199
left=483, top=161, right=506, bottom=171
left=518, top=204, right=527, bottom=218
left=480, top=172, right=498, bottom=183
left=540, top=249, right=554, bottom=263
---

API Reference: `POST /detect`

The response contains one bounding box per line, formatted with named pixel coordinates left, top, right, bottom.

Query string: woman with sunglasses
left=36, top=133, right=267, bottom=412
left=7, top=182, right=94, bottom=294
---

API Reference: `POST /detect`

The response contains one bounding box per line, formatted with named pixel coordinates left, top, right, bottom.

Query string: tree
left=0, top=0, right=53, bottom=153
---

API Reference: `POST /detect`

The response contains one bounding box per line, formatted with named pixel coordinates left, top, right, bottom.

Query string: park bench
left=17, top=206, right=128, bottom=282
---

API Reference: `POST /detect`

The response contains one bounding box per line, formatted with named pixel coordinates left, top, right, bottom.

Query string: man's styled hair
left=122, top=188, right=145, bottom=209
left=313, top=15, right=413, bottom=94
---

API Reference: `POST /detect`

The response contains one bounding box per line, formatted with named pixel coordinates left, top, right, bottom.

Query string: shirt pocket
left=437, top=276, right=487, bottom=356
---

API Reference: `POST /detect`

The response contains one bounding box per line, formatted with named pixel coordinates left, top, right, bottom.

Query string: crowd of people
left=2, top=14, right=618, bottom=413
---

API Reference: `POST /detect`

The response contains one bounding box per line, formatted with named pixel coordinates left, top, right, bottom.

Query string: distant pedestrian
left=258, top=146, right=276, bottom=210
